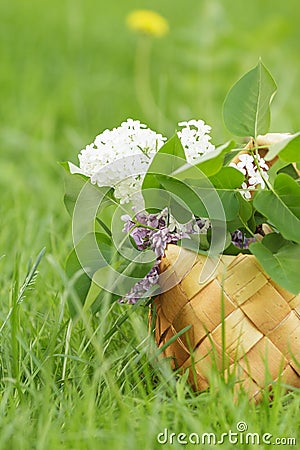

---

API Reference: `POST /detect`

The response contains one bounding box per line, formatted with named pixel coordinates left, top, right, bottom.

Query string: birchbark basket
left=152, top=244, right=300, bottom=402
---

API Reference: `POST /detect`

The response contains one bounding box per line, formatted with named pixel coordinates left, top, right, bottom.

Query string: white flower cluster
left=230, top=153, right=269, bottom=199
left=75, top=118, right=215, bottom=204
left=78, top=118, right=166, bottom=203
left=177, top=119, right=215, bottom=163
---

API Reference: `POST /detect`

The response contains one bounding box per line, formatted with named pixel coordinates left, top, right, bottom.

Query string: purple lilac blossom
left=130, top=227, right=150, bottom=250
left=149, top=228, right=182, bottom=258
left=118, top=265, right=160, bottom=305
left=119, top=210, right=189, bottom=304
left=119, top=211, right=233, bottom=304
left=231, top=230, right=256, bottom=249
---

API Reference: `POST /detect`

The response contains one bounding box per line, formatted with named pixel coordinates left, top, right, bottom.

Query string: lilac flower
left=177, top=119, right=215, bottom=163
left=229, top=153, right=269, bottom=199
left=120, top=210, right=242, bottom=305
left=120, top=210, right=258, bottom=304
left=121, top=215, right=135, bottom=233
left=76, top=119, right=166, bottom=204
left=196, top=218, right=210, bottom=232
left=130, top=227, right=150, bottom=250
left=231, top=230, right=256, bottom=249
left=119, top=210, right=188, bottom=304
left=149, top=228, right=173, bottom=257
left=119, top=265, right=160, bottom=304
left=136, top=211, right=160, bottom=228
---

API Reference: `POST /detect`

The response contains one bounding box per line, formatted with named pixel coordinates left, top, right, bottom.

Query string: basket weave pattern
left=154, top=245, right=300, bottom=401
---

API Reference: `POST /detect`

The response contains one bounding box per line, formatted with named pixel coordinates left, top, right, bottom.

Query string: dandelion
left=126, top=10, right=169, bottom=38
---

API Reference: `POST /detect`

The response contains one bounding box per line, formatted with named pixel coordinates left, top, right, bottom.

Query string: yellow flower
left=126, top=10, right=169, bottom=38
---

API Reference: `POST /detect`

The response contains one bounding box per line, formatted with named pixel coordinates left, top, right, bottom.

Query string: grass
left=1, top=0, right=300, bottom=448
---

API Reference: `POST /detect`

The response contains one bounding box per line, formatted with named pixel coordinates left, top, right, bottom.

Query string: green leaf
left=175, top=141, right=235, bottom=179
left=207, top=229, right=232, bottom=252
left=226, top=193, right=253, bottom=232
left=193, top=141, right=236, bottom=177
left=265, top=132, right=300, bottom=162
left=277, top=163, right=299, bottom=180
left=142, top=135, right=187, bottom=212
left=183, top=167, right=242, bottom=223
left=66, top=248, right=92, bottom=318
left=66, top=225, right=156, bottom=315
left=156, top=133, right=186, bottom=159
left=273, top=173, right=300, bottom=218
left=208, top=166, right=245, bottom=189
left=223, top=243, right=251, bottom=255
left=223, top=149, right=243, bottom=166
left=178, top=234, right=207, bottom=254
left=142, top=134, right=186, bottom=190
left=223, top=60, right=277, bottom=137
left=96, top=203, right=118, bottom=236
left=155, top=175, right=206, bottom=220
left=65, top=232, right=113, bottom=317
left=61, top=163, right=89, bottom=216
left=267, top=159, right=297, bottom=184
left=61, top=162, right=115, bottom=218
left=213, top=190, right=240, bottom=222
left=259, top=232, right=288, bottom=252
left=85, top=251, right=155, bottom=313
left=253, top=173, right=300, bottom=243
left=142, top=140, right=235, bottom=215
left=250, top=235, right=300, bottom=294
left=156, top=174, right=239, bottom=221
left=60, top=161, right=72, bottom=173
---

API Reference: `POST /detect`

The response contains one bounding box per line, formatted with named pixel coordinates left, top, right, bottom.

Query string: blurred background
left=1, top=0, right=300, bottom=266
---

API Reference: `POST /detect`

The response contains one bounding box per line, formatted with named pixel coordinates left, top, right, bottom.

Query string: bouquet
left=62, top=60, right=300, bottom=319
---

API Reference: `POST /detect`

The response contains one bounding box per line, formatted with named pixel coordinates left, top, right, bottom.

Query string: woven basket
left=152, top=244, right=300, bottom=402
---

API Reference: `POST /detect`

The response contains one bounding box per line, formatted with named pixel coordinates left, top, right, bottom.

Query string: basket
left=152, top=244, right=300, bottom=402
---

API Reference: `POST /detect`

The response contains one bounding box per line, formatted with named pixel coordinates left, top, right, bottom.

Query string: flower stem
left=134, top=35, right=172, bottom=130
